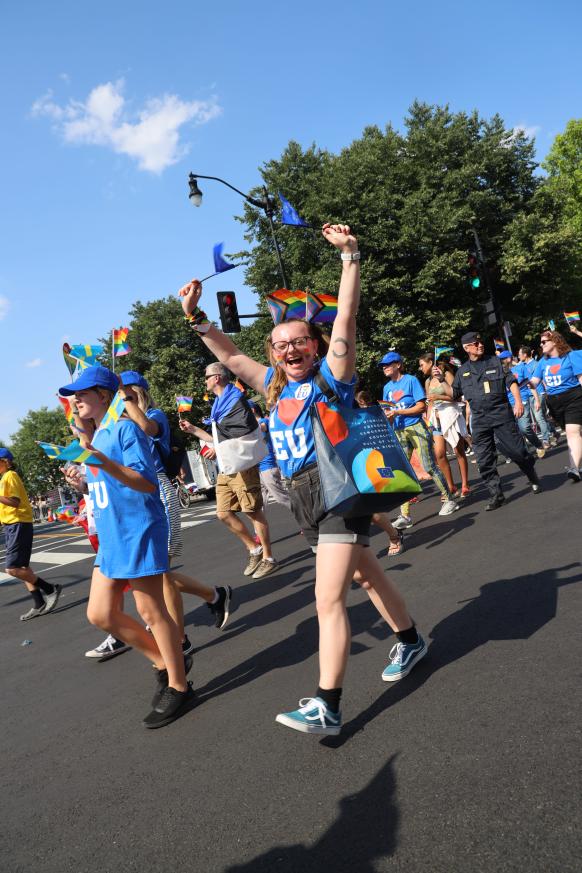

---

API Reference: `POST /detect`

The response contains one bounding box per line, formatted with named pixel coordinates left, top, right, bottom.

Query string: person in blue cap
left=0, top=448, right=62, bottom=620
left=378, top=352, right=459, bottom=529
left=58, top=364, right=193, bottom=728
left=498, top=351, right=546, bottom=457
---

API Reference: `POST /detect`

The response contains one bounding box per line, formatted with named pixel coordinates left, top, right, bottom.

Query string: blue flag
left=213, top=243, right=236, bottom=274
left=278, top=193, right=309, bottom=227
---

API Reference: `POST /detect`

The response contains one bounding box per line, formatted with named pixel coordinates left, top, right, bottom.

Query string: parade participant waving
left=0, top=448, right=62, bottom=621
left=178, top=223, right=427, bottom=737
left=380, top=353, right=459, bottom=529
left=529, top=330, right=582, bottom=482
left=58, top=365, right=193, bottom=729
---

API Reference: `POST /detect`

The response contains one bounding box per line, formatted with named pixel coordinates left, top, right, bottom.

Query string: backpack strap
left=314, top=368, right=340, bottom=405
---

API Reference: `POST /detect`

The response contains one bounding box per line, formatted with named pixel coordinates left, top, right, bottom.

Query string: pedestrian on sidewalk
left=0, top=448, right=62, bottom=621
left=498, top=352, right=546, bottom=458
left=177, top=222, right=427, bottom=737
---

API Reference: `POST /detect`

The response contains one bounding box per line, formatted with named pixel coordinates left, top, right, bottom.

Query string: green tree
left=543, top=119, right=582, bottom=234
left=10, top=407, right=71, bottom=496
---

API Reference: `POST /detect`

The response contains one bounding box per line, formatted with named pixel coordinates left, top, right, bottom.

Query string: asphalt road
left=1, top=447, right=581, bottom=873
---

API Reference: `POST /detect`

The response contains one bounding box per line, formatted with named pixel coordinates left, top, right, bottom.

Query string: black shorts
left=546, top=386, right=582, bottom=428
left=3, top=522, right=33, bottom=568
left=283, top=464, right=371, bottom=551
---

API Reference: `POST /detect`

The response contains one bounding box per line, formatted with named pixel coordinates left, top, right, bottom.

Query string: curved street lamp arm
left=190, top=173, right=268, bottom=210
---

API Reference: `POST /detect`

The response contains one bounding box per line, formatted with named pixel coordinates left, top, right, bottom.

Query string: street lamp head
left=188, top=173, right=203, bottom=207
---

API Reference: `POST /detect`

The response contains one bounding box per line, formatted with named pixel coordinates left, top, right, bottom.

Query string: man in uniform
left=438, top=331, right=541, bottom=510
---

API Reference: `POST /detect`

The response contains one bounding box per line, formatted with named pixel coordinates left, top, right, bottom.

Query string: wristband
left=184, top=307, right=211, bottom=334
left=340, top=251, right=360, bottom=261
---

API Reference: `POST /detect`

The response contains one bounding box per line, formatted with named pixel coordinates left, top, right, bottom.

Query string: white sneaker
left=565, top=467, right=581, bottom=483
left=85, top=635, right=131, bottom=660
left=392, top=515, right=413, bottom=530
left=439, top=499, right=460, bottom=516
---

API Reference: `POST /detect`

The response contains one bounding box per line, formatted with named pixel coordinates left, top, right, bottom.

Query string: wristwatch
left=340, top=251, right=361, bottom=261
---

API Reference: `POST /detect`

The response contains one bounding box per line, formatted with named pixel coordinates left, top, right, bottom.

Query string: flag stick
left=111, top=328, right=115, bottom=372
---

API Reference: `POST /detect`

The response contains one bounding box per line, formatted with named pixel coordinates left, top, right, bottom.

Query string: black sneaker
left=207, top=586, right=232, bottom=630
left=42, top=584, right=62, bottom=615
left=485, top=495, right=506, bottom=511
left=182, top=635, right=194, bottom=655
left=152, top=653, right=193, bottom=708
left=143, top=683, right=195, bottom=729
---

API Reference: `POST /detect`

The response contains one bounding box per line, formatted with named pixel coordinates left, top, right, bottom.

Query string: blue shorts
left=3, top=522, right=33, bottom=568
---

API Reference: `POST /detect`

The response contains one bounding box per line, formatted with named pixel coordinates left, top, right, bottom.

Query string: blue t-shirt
left=532, top=351, right=582, bottom=395
left=265, top=357, right=356, bottom=478
left=382, top=373, right=426, bottom=430
left=257, top=417, right=277, bottom=472
left=146, top=407, right=170, bottom=474
left=524, top=359, right=544, bottom=395
left=507, top=363, right=532, bottom=405
left=86, top=419, right=169, bottom=579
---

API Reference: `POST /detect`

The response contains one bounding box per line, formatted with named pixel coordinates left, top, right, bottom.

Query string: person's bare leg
left=454, top=441, right=470, bottom=491
left=170, top=570, right=216, bottom=603
left=352, top=548, right=413, bottom=630
left=5, top=565, right=41, bottom=590
left=162, top=572, right=185, bottom=639
left=433, top=433, right=455, bottom=493
left=131, top=576, right=186, bottom=691
left=315, top=543, right=362, bottom=689
left=247, top=508, right=273, bottom=560
left=565, top=423, right=582, bottom=469
left=86, top=568, right=163, bottom=667
left=372, top=512, right=402, bottom=554
left=217, top=510, right=256, bottom=551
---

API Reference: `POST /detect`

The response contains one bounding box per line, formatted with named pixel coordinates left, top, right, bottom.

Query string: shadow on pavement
left=224, top=756, right=398, bottom=873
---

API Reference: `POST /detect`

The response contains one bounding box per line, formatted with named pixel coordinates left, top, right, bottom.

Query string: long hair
left=540, top=330, right=571, bottom=357
left=129, top=385, right=154, bottom=413
left=264, top=319, right=330, bottom=410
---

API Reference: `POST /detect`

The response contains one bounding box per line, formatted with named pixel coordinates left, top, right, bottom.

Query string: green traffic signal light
left=471, top=276, right=481, bottom=289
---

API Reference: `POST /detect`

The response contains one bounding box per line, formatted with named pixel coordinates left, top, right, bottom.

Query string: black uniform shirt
left=452, top=355, right=517, bottom=424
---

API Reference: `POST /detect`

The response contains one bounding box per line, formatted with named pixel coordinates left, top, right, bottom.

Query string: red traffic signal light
left=217, top=291, right=241, bottom=333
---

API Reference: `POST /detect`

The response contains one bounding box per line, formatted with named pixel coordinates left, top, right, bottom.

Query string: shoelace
left=297, top=697, right=328, bottom=725
left=97, top=634, right=117, bottom=652
left=388, top=643, right=404, bottom=665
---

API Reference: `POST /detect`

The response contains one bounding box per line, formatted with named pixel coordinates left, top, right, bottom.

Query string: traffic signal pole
left=471, top=228, right=513, bottom=354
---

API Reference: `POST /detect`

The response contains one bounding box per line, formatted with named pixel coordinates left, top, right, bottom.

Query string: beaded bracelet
left=184, top=307, right=211, bottom=334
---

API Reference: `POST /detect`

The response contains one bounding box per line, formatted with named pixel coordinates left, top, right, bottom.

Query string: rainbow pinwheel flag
left=113, top=328, right=131, bottom=357
left=494, top=338, right=505, bottom=352
left=176, top=395, right=193, bottom=413
left=98, top=392, right=125, bottom=433
left=69, top=344, right=104, bottom=364
left=265, top=289, right=307, bottom=325
left=435, top=345, right=455, bottom=359
left=36, top=440, right=104, bottom=465
left=56, top=505, right=76, bottom=523
left=564, top=311, right=580, bottom=325
left=57, top=395, right=74, bottom=424
left=306, top=291, right=338, bottom=324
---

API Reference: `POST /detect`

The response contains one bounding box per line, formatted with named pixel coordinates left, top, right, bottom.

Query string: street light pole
left=188, top=173, right=289, bottom=288
left=472, top=227, right=513, bottom=353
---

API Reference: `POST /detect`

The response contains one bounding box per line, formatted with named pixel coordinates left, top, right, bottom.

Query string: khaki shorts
left=216, top=468, right=263, bottom=514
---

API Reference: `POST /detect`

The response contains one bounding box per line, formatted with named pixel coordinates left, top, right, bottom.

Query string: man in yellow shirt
left=0, top=448, right=62, bottom=620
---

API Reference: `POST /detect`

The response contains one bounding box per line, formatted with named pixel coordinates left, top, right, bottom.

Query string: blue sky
left=1, top=0, right=580, bottom=443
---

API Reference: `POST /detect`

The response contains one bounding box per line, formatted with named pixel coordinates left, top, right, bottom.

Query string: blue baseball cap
left=59, top=365, right=120, bottom=396
left=0, top=447, right=14, bottom=461
left=119, top=370, right=149, bottom=390
left=378, top=352, right=402, bottom=367
left=498, top=351, right=512, bottom=360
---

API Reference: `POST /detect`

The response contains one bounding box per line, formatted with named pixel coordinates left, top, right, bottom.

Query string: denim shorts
left=283, top=464, right=371, bottom=551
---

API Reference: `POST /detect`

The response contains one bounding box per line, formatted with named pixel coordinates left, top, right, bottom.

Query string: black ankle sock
left=396, top=625, right=418, bottom=645
left=31, top=589, right=45, bottom=608
left=316, top=687, right=342, bottom=712
left=35, top=577, right=54, bottom=595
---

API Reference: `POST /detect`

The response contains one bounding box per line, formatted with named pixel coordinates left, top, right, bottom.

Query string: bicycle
left=171, top=478, right=193, bottom=509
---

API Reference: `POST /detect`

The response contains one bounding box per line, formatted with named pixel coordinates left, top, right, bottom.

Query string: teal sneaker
left=382, top=636, right=427, bottom=682
left=275, top=697, right=342, bottom=736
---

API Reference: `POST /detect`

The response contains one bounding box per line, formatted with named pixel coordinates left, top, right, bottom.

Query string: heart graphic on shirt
left=392, top=390, right=405, bottom=402
left=549, top=364, right=561, bottom=374
left=276, top=398, right=305, bottom=426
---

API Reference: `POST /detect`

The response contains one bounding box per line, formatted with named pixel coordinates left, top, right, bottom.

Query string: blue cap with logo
left=59, top=365, right=120, bottom=396
left=498, top=351, right=512, bottom=360
left=0, top=447, right=14, bottom=461
left=378, top=352, right=402, bottom=367
left=119, top=370, right=149, bottom=390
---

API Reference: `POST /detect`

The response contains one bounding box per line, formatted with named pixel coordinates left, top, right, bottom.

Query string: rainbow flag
left=97, top=392, right=125, bottom=433
left=36, top=440, right=104, bottom=465
left=176, top=395, right=193, bottom=414
left=564, top=311, right=580, bottom=325
left=56, top=505, right=76, bottom=523
left=113, top=327, right=131, bottom=357
left=57, top=395, right=74, bottom=424
left=69, top=344, right=104, bottom=364
left=306, top=291, right=338, bottom=324
left=265, top=289, right=306, bottom=325
left=435, top=345, right=454, bottom=360
left=494, top=338, right=505, bottom=352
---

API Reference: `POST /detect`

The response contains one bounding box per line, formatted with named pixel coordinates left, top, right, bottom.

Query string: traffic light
left=467, top=252, right=481, bottom=290
left=217, top=291, right=241, bottom=333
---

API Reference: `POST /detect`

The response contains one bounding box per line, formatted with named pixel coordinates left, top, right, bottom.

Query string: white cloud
left=25, top=358, right=42, bottom=368
left=511, top=123, right=541, bottom=141
left=31, top=79, right=221, bottom=173
left=0, top=296, right=9, bottom=320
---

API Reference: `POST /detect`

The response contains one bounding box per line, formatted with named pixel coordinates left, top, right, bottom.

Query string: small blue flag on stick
left=279, top=193, right=309, bottom=227
left=213, top=243, right=236, bottom=274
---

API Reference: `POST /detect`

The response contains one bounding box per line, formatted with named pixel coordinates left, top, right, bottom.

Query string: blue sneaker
left=275, top=697, right=342, bottom=736
left=382, top=635, right=427, bottom=682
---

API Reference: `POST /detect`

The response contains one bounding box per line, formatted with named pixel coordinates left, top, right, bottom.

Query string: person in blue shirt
left=58, top=365, right=193, bottom=729
left=498, top=351, right=546, bottom=457
left=529, top=330, right=582, bottom=482
left=379, top=352, right=459, bottom=529
left=247, top=401, right=291, bottom=511
left=517, top=346, right=557, bottom=447
left=177, top=222, right=427, bottom=737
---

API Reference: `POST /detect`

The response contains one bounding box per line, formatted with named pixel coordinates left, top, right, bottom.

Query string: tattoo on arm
left=332, top=337, right=349, bottom=359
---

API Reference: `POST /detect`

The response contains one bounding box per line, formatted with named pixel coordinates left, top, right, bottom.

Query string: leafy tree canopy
left=10, top=407, right=71, bottom=496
